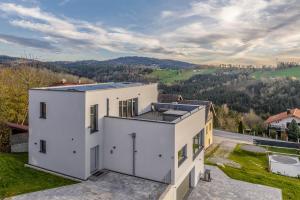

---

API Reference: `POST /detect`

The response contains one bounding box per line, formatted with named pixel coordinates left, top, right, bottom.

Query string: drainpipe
left=130, top=132, right=136, bottom=176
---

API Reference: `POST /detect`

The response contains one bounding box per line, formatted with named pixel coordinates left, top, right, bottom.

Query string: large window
left=119, top=98, right=138, bottom=117
left=178, top=144, right=187, bottom=167
left=90, top=104, right=98, bottom=133
left=193, top=129, right=204, bottom=159
left=40, top=140, right=46, bottom=153
left=40, top=102, right=46, bottom=119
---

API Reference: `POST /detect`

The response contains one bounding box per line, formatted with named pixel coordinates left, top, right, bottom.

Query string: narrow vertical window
left=133, top=98, right=138, bottom=116
left=106, top=98, right=110, bottom=116
left=40, top=102, right=46, bottom=119
left=119, top=101, right=123, bottom=117
left=128, top=99, right=133, bottom=117
left=123, top=101, right=127, bottom=117
left=90, top=104, right=98, bottom=133
left=40, top=140, right=46, bottom=153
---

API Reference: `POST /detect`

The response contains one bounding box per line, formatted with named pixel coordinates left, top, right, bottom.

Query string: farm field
left=252, top=67, right=300, bottom=79
left=147, top=68, right=217, bottom=84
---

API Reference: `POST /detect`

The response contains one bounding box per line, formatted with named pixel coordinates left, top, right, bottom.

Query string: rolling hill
left=49, top=56, right=196, bottom=70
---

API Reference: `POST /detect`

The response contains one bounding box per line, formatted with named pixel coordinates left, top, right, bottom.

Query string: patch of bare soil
left=207, top=141, right=241, bottom=168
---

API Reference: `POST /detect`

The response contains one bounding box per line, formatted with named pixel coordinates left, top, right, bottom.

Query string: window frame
left=119, top=98, right=138, bottom=117
left=90, top=104, right=98, bottom=133
left=193, top=129, right=204, bottom=160
left=178, top=144, right=187, bottom=167
left=39, top=140, right=46, bottom=154
left=40, top=102, right=47, bottom=119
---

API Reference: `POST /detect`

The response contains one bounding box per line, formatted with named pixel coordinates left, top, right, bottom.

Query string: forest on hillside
left=160, top=67, right=300, bottom=134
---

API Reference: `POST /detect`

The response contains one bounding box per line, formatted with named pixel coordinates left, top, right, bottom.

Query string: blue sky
left=0, top=0, right=299, bottom=64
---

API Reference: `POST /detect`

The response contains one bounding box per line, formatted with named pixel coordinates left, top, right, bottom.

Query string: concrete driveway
left=188, top=165, right=282, bottom=200
left=7, top=171, right=167, bottom=200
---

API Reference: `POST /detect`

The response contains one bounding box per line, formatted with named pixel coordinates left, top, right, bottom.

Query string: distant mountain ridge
left=49, top=56, right=196, bottom=69
left=0, top=55, right=20, bottom=63
left=0, top=55, right=196, bottom=69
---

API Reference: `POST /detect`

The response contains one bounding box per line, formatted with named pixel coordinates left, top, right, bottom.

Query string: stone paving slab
left=188, top=165, right=282, bottom=200
left=7, top=172, right=167, bottom=200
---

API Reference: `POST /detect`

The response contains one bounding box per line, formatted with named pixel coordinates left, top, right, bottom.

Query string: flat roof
left=32, top=82, right=149, bottom=92
left=163, top=109, right=188, bottom=116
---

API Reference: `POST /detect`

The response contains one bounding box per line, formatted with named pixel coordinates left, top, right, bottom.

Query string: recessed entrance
left=176, top=171, right=192, bottom=200
left=90, top=145, right=99, bottom=174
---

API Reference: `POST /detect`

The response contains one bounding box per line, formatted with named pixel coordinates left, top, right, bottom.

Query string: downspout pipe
left=130, top=132, right=136, bottom=176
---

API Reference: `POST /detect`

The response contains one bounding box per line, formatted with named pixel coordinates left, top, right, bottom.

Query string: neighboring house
left=6, top=122, right=28, bottom=153
left=6, top=122, right=28, bottom=152
left=265, top=108, right=300, bottom=140
left=29, top=82, right=207, bottom=200
left=158, top=94, right=215, bottom=149
left=181, top=100, right=215, bottom=149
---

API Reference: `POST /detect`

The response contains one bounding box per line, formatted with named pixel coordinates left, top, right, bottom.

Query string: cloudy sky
left=0, top=0, right=299, bottom=65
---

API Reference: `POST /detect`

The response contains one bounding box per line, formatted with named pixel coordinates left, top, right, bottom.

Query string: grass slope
left=147, top=68, right=217, bottom=84
left=252, top=67, right=300, bottom=79
left=0, top=153, right=76, bottom=199
left=262, top=145, right=300, bottom=155
left=220, top=145, right=300, bottom=200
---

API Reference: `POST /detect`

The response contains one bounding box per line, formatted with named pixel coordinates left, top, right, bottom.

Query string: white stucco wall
left=84, top=83, right=158, bottom=178
left=174, top=107, right=206, bottom=189
left=270, top=117, right=300, bottom=128
left=103, top=117, right=175, bottom=183
left=29, top=90, right=87, bottom=179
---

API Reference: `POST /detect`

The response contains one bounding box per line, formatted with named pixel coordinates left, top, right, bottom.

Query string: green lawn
left=0, top=153, right=77, bottom=199
left=252, top=67, right=300, bottom=79
left=262, top=145, right=300, bottom=155
left=147, top=68, right=217, bottom=84
left=219, top=145, right=300, bottom=200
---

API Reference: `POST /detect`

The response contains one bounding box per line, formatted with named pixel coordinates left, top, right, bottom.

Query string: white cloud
left=59, top=0, right=71, bottom=6
left=161, top=11, right=174, bottom=18
left=0, top=1, right=300, bottom=64
left=0, top=3, right=164, bottom=55
left=158, top=0, right=300, bottom=64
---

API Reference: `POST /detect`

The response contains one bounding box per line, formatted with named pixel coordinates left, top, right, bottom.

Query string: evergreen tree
left=238, top=121, right=244, bottom=134
left=288, top=119, right=300, bottom=142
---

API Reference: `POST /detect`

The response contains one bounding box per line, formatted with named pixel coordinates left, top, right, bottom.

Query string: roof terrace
left=133, top=103, right=203, bottom=123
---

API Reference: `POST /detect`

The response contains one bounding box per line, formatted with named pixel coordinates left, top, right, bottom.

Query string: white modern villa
left=28, top=82, right=206, bottom=200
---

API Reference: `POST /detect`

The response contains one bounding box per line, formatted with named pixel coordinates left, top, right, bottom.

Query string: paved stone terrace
left=188, top=165, right=282, bottom=200
left=7, top=172, right=167, bottom=200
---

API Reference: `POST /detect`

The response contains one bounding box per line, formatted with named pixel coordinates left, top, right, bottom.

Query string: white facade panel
left=83, top=83, right=158, bottom=178
left=174, top=108, right=206, bottom=188
left=29, top=90, right=86, bottom=179
left=103, top=117, right=175, bottom=183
